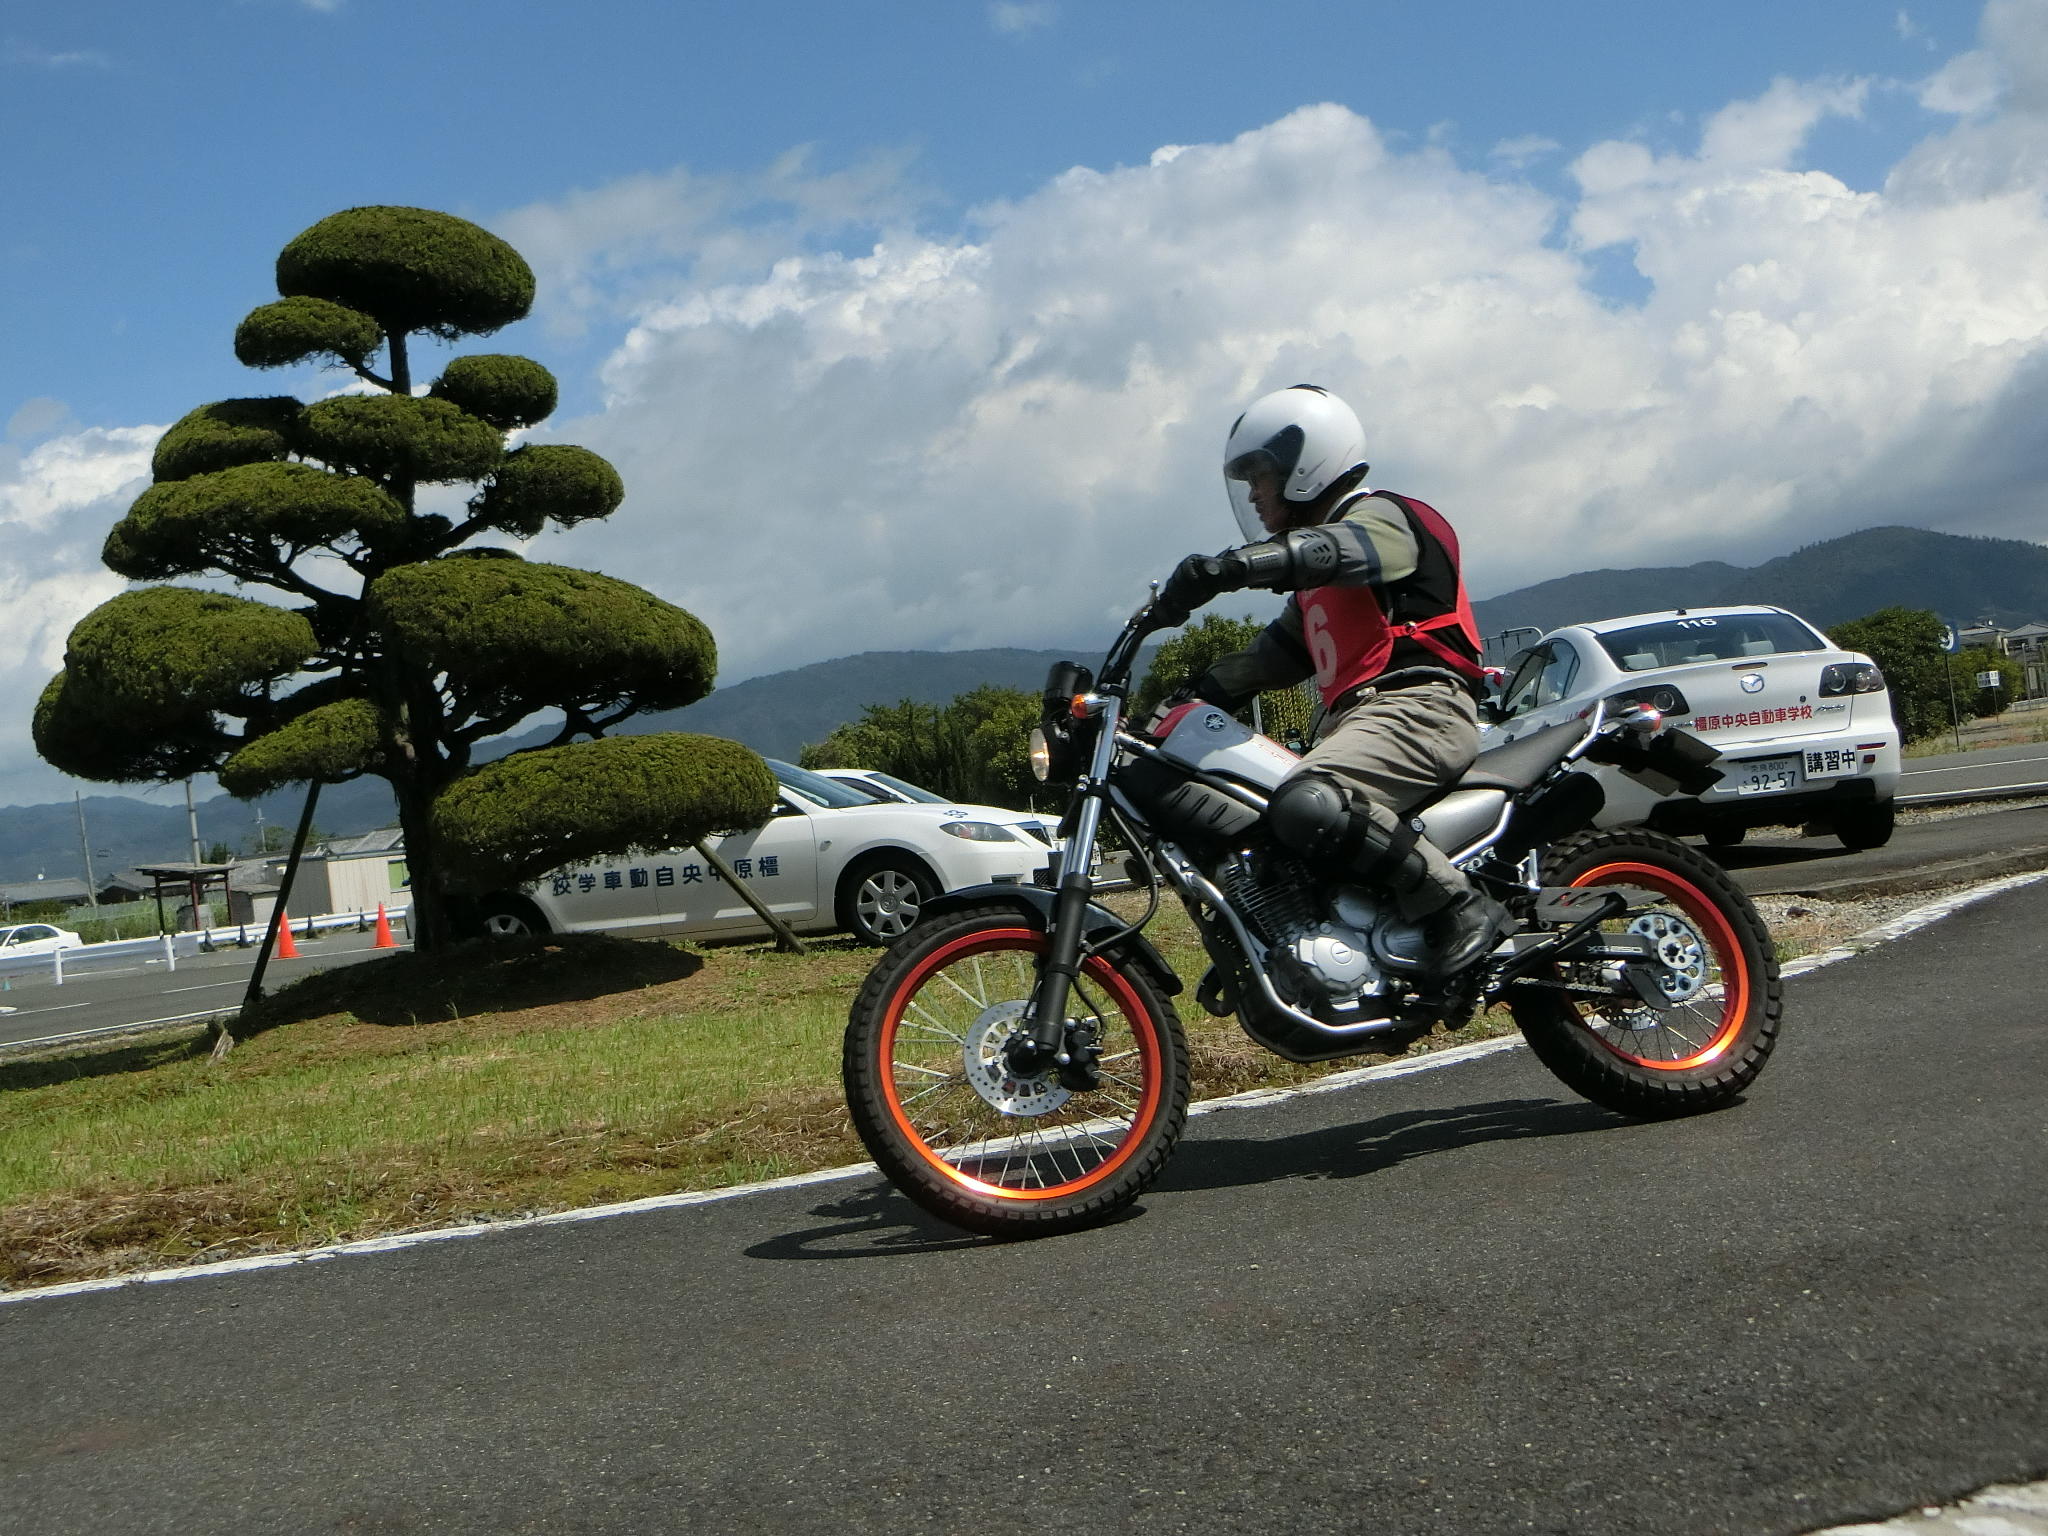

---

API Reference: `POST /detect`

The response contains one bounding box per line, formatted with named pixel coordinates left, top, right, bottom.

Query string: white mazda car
left=477, top=760, right=1056, bottom=947
left=817, top=768, right=1063, bottom=847
left=1483, top=606, right=1901, bottom=850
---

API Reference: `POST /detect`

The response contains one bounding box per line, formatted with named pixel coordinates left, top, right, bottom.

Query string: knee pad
left=1267, top=773, right=1423, bottom=887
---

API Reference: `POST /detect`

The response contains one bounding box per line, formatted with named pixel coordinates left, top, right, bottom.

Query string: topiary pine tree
left=34, top=206, right=775, bottom=949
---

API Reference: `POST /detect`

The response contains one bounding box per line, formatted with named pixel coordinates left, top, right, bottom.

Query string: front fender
left=918, top=884, right=1184, bottom=998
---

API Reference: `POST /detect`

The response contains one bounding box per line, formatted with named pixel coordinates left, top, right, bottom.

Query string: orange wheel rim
left=1567, top=861, right=1751, bottom=1071
left=877, top=926, right=1164, bottom=1200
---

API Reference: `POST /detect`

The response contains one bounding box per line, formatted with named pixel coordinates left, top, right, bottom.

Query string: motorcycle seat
left=1458, top=720, right=1588, bottom=792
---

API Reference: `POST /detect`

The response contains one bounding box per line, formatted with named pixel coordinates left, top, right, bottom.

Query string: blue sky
left=1, top=0, right=2041, bottom=807
left=3, top=0, right=1978, bottom=424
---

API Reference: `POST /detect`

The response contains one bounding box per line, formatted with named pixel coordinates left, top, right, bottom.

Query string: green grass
left=1901, top=715, right=2048, bottom=758
left=5, top=887, right=1805, bottom=1291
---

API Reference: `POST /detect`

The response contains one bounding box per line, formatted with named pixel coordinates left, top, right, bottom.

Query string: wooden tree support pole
left=224, top=783, right=325, bottom=1055
left=690, top=839, right=807, bottom=954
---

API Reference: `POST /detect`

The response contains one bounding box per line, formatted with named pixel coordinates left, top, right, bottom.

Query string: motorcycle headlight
left=1028, top=726, right=1052, bottom=782
left=939, top=821, right=1019, bottom=842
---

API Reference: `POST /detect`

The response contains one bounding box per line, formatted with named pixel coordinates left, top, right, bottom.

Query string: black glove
left=1154, top=550, right=1243, bottom=625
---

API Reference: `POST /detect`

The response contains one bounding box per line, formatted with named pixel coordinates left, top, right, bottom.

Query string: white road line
left=1804, top=1475, right=2048, bottom=1534
left=163, top=980, right=249, bottom=995
left=1904, top=752, right=2048, bottom=776
left=6, top=865, right=2046, bottom=1309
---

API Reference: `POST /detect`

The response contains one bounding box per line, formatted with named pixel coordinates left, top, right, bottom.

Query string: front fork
left=1011, top=694, right=1122, bottom=1086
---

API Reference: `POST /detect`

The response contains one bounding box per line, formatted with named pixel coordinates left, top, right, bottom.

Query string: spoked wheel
left=843, top=907, right=1189, bottom=1236
left=1509, top=829, right=1782, bottom=1119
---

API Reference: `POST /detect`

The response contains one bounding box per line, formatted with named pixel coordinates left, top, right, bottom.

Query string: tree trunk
left=390, top=771, right=457, bottom=951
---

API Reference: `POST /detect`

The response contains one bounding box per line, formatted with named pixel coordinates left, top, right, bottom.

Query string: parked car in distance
left=477, top=759, right=1057, bottom=948
left=0, top=922, right=84, bottom=955
left=816, top=767, right=1063, bottom=850
left=1484, top=605, right=1901, bottom=850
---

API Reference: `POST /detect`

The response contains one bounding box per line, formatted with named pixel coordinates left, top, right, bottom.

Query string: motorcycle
left=842, top=593, right=1783, bottom=1237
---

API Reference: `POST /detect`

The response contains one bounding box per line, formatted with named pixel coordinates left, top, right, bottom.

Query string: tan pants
left=1292, top=679, right=1479, bottom=917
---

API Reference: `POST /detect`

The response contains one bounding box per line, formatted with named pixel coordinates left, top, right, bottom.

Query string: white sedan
left=816, top=768, right=1064, bottom=849
left=478, top=759, right=1056, bottom=947
left=0, top=922, right=84, bottom=956
left=1484, top=605, right=1901, bottom=850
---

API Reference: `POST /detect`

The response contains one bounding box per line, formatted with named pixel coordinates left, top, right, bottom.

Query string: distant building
left=1998, top=621, right=2048, bottom=697
left=243, top=827, right=409, bottom=919
left=0, top=876, right=94, bottom=915
left=1950, top=619, right=2048, bottom=699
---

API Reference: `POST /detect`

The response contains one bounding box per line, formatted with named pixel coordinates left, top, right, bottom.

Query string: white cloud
left=989, top=3, right=1056, bottom=36
left=1893, top=0, right=2048, bottom=198
left=1490, top=134, right=1561, bottom=168
left=0, top=426, right=155, bottom=805
left=509, top=44, right=2048, bottom=692
left=493, top=148, right=928, bottom=337
left=3, top=40, right=112, bottom=70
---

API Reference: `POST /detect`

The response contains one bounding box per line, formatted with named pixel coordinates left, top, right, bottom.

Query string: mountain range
left=7, top=524, right=2044, bottom=884
left=1469, top=525, right=2048, bottom=642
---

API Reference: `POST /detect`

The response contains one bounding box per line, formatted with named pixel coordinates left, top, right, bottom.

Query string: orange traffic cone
left=275, top=912, right=301, bottom=959
left=372, top=903, right=397, bottom=949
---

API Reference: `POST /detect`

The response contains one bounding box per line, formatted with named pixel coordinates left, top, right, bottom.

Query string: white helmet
left=1222, top=384, right=1367, bottom=542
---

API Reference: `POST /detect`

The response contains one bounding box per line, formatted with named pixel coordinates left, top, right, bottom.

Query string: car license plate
left=1733, top=755, right=1801, bottom=795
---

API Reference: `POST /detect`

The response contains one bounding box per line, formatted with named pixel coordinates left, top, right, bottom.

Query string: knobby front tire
left=843, top=908, right=1190, bottom=1237
left=1511, top=829, right=1782, bottom=1119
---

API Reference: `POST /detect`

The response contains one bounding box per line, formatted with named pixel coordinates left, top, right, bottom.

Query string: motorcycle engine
left=1223, top=851, right=1389, bottom=1008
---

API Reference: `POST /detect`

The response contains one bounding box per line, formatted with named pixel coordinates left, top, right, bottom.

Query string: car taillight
left=1819, top=662, right=1885, bottom=696
left=1606, top=684, right=1690, bottom=716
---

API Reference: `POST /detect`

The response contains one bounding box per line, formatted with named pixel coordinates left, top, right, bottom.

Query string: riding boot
left=1422, top=887, right=1513, bottom=977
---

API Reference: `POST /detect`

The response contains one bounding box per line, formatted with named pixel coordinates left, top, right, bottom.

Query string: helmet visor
left=1223, top=425, right=1303, bottom=543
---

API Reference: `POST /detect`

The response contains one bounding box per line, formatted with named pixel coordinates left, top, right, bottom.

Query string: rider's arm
left=1158, top=495, right=1419, bottom=615
left=1192, top=606, right=1311, bottom=711
left=1237, top=495, right=1419, bottom=591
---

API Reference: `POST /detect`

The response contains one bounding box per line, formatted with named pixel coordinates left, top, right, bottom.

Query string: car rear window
left=1595, top=613, right=1825, bottom=672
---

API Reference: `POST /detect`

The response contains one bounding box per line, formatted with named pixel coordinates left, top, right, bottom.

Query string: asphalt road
left=1900, top=740, right=2048, bottom=797
left=1718, top=802, right=2048, bottom=898
left=3, top=881, right=2042, bottom=1534
left=0, top=931, right=404, bottom=1050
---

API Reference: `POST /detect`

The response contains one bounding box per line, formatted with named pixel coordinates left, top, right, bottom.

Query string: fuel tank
left=1152, top=702, right=1300, bottom=791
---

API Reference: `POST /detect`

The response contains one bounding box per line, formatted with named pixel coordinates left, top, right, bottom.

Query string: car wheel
left=1703, top=825, right=1746, bottom=849
left=838, top=855, right=939, bottom=946
left=479, top=897, right=549, bottom=938
left=1835, top=800, right=1896, bottom=852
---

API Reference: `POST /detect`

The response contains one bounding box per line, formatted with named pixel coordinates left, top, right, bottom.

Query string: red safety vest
left=1293, top=491, right=1485, bottom=710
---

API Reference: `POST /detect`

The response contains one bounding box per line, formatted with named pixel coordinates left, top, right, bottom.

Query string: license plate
left=1799, top=748, right=1860, bottom=780
left=1733, top=755, right=1801, bottom=795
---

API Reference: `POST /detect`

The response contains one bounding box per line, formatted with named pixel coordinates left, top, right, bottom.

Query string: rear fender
left=917, top=884, right=1183, bottom=997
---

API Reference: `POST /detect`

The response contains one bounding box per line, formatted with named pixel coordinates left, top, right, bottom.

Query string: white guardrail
left=0, top=907, right=411, bottom=986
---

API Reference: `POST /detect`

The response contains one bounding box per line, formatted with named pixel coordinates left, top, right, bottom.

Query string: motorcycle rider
left=1153, top=384, right=1511, bottom=977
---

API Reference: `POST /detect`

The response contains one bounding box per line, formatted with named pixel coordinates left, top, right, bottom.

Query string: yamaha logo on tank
left=1203, top=712, right=1227, bottom=730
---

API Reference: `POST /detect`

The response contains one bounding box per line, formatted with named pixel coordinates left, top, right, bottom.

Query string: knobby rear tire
left=843, top=907, right=1190, bottom=1237
left=1511, top=829, right=1782, bottom=1120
